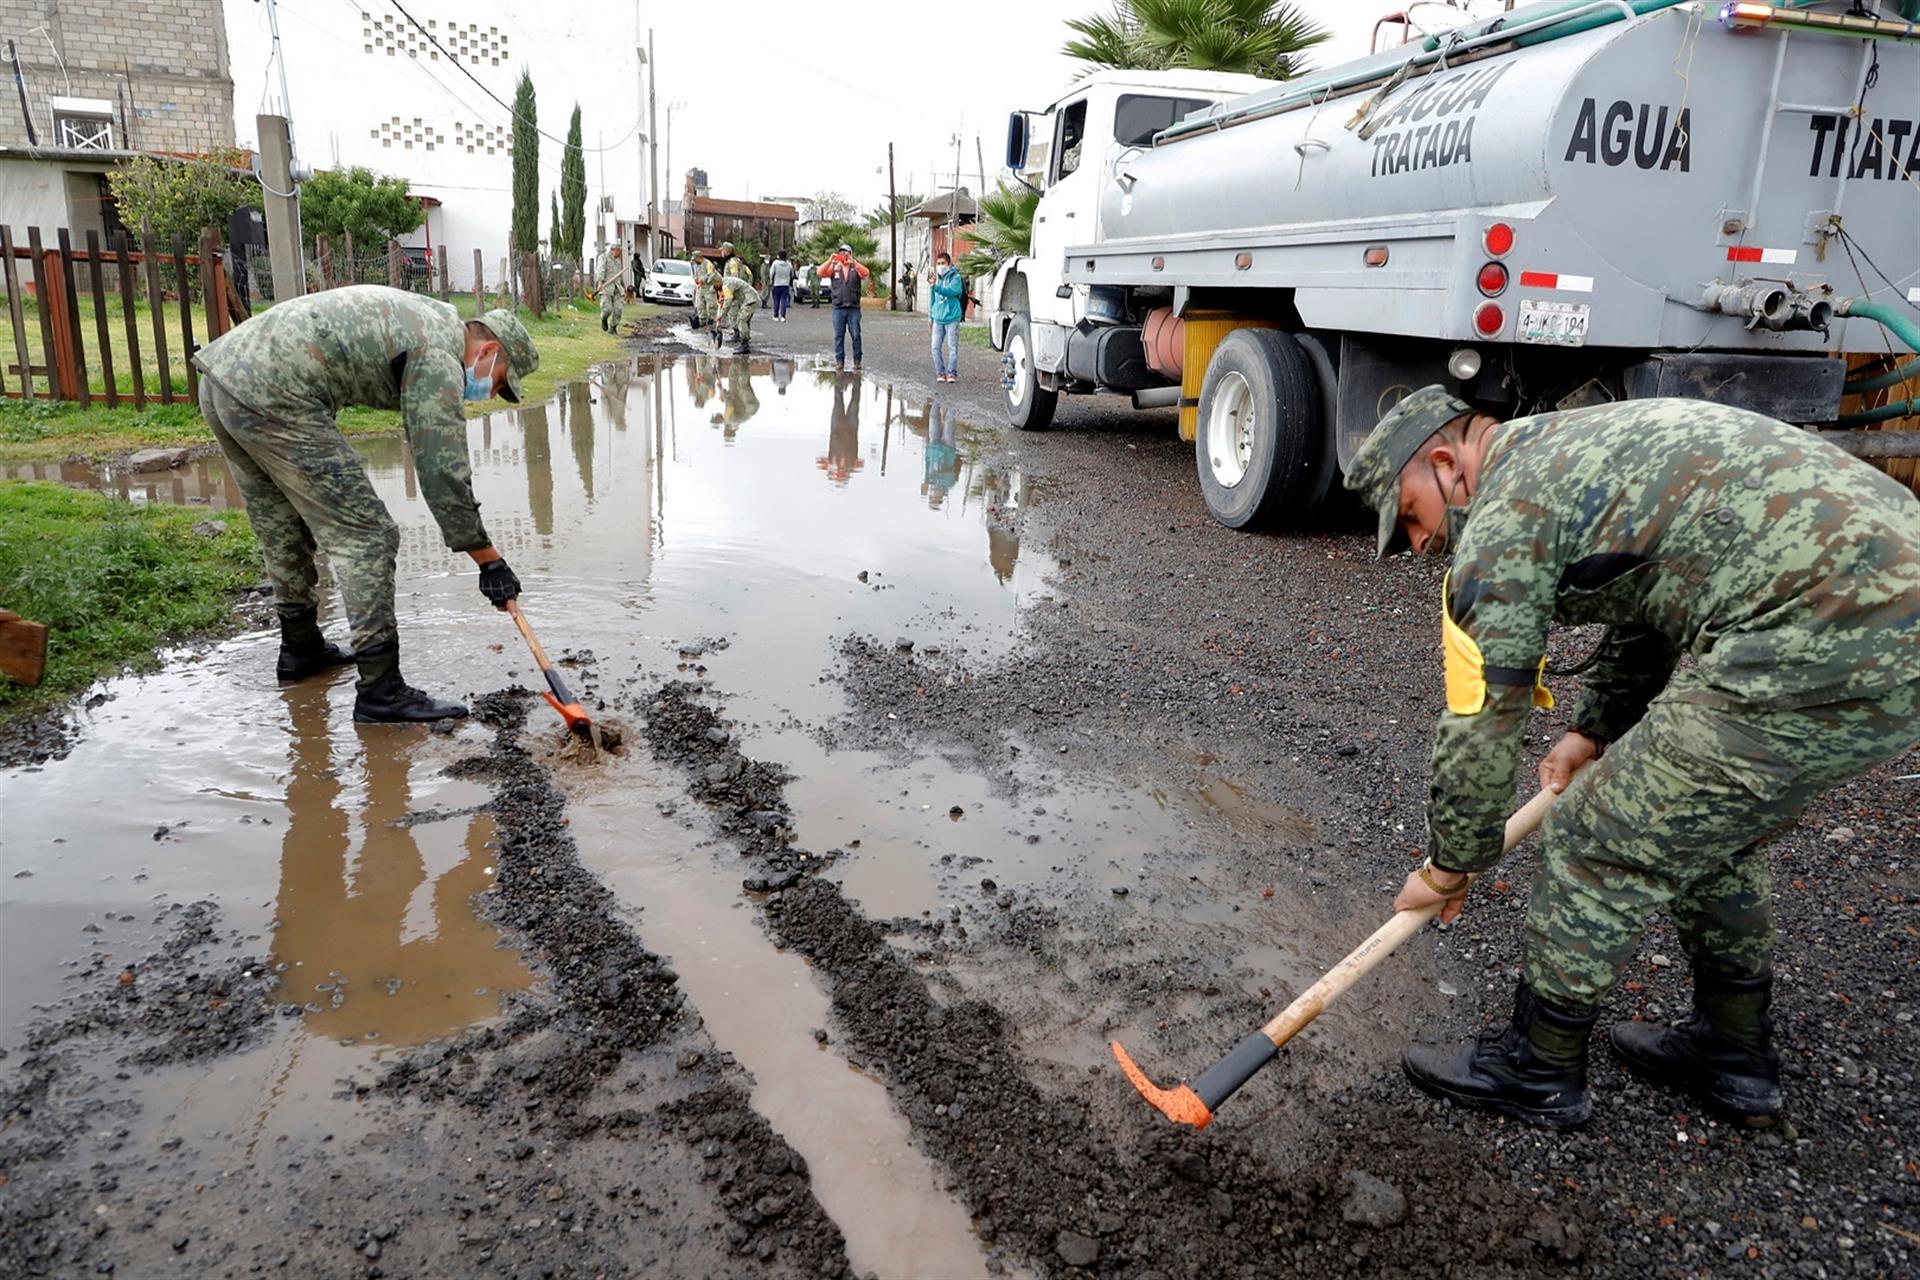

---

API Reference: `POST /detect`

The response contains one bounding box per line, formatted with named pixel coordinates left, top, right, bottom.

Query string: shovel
left=1111, top=785, right=1561, bottom=1129
left=504, top=599, right=594, bottom=743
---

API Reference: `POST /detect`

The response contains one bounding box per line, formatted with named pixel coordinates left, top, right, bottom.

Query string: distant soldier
left=1345, top=387, right=1920, bottom=1130
left=692, top=254, right=720, bottom=330
left=720, top=240, right=753, bottom=284
left=192, top=285, right=540, bottom=724
left=595, top=243, right=626, bottom=333
left=715, top=272, right=761, bottom=355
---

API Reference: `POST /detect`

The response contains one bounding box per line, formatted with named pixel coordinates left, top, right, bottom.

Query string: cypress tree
left=560, top=105, right=587, bottom=271
left=509, top=69, right=539, bottom=257
left=550, top=190, right=561, bottom=253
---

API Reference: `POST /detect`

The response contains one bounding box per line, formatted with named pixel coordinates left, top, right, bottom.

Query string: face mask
left=463, top=351, right=496, bottom=401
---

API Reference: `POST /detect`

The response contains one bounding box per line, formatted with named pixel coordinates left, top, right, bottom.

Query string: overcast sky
left=600, top=0, right=1397, bottom=210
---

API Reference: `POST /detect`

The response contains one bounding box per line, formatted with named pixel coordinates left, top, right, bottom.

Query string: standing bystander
left=820, top=245, right=871, bottom=370
left=928, top=252, right=964, bottom=383
left=769, top=251, right=794, bottom=322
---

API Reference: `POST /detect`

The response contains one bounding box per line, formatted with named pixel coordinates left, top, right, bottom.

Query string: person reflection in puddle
left=686, top=355, right=718, bottom=411
left=770, top=357, right=794, bottom=397
left=819, top=372, right=865, bottom=484
left=270, top=681, right=529, bottom=1046
left=922, top=399, right=960, bottom=508
left=708, top=363, right=762, bottom=440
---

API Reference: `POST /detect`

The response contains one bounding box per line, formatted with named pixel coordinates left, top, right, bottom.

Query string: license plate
left=1518, top=299, right=1590, bottom=347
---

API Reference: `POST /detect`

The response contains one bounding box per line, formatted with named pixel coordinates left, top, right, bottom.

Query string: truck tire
left=1194, top=329, right=1325, bottom=531
left=1002, top=312, right=1058, bottom=431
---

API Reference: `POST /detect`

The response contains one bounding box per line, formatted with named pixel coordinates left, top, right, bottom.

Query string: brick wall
left=0, top=0, right=234, bottom=153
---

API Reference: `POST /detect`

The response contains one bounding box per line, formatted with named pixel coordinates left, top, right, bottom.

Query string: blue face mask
left=462, top=351, right=496, bottom=401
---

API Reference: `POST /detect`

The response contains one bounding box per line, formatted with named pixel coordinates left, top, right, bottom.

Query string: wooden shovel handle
left=1258, top=786, right=1560, bottom=1050
left=504, top=599, right=554, bottom=671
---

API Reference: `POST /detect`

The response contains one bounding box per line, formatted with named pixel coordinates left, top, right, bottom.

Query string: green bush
left=0, top=482, right=262, bottom=710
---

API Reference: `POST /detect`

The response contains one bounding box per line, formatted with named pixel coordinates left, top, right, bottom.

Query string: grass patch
left=0, top=292, right=649, bottom=463
left=959, top=323, right=996, bottom=350
left=0, top=481, right=265, bottom=715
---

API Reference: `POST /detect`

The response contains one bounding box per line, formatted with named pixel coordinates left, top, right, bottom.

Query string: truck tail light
left=1483, top=223, right=1515, bottom=257
left=1473, top=302, right=1505, bottom=336
left=1477, top=262, right=1509, bottom=297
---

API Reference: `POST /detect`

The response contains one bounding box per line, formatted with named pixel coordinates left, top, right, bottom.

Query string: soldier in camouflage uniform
left=193, top=285, right=541, bottom=724
left=692, top=254, right=720, bottom=330
left=715, top=272, right=760, bottom=355
left=1345, top=386, right=1920, bottom=1129
left=595, top=243, right=626, bottom=333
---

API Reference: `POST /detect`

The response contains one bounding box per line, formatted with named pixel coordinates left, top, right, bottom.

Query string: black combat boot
left=1610, top=968, right=1782, bottom=1123
left=350, top=643, right=467, bottom=724
left=1403, top=981, right=1596, bottom=1129
left=733, top=337, right=750, bottom=355
left=599, top=312, right=608, bottom=332
left=275, top=607, right=354, bottom=683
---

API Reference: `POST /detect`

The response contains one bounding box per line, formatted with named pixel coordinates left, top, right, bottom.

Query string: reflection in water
left=270, top=681, right=532, bottom=1046
left=819, top=372, right=863, bottom=484
left=923, top=400, right=960, bottom=508
left=521, top=399, right=555, bottom=536
left=712, top=362, right=762, bottom=439
left=565, top=378, right=596, bottom=499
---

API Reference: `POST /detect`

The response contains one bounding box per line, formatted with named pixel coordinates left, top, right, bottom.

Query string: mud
left=5, top=333, right=1917, bottom=1278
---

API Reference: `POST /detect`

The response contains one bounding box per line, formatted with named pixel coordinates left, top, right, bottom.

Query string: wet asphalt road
left=3, top=306, right=1918, bottom=1278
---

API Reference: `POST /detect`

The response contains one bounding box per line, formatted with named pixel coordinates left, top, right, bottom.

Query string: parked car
left=400, top=244, right=431, bottom=291
left=642, top=258, right=695, bottom=306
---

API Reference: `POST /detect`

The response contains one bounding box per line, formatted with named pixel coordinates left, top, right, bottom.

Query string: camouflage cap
left=478, top=308, right=540, bottom=404
left=1342, top=384, right=1474, bottom=558
left=719, top=241, right=735, bottom=254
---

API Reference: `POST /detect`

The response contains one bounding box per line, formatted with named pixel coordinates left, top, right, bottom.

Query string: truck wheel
left=1195, top=329, right=1325, bottom=531
left=1002, top=313, right=1058, bottom=431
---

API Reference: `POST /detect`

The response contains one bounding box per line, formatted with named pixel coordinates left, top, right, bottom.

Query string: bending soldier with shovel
left=1343, top=387, right=1920, bottom=1129
left=1114, top=388, right=1920, bottom=1136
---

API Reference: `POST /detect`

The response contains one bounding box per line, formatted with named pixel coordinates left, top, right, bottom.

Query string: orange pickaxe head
left=1111, top=1030, right=1278, bottom=1130
left=1109, top=1041, right=1214, bottom=1129
left=541, top=689, right=594, bottom=741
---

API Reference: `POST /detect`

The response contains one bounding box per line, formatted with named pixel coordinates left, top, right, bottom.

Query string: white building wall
left=222, top=0, right=652, bottom=291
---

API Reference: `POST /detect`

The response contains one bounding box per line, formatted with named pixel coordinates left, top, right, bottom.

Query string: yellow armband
left=1440, top=571, right=1553, bottom=716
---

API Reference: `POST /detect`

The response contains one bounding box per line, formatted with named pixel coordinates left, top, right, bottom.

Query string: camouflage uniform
left=192, top=285, right=538, bottom=661
left=1351, top=394, right=1920, bottom=1012
left=595, top=249, right=626, bottom=330
left=693, top=257, right=720, bottom=327
left=718, top=275, right=760, bottom=345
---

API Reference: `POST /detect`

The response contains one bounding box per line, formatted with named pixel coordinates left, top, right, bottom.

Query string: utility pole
left=887, top=142, right=898, bottom=311
left=635, top=4, right=646, bottom=274
left=976, top=134, right=988, bottom=202
left=646, top=28, right=660, bottom=265
left=663, top=104, right=674, bottom=249
left=257, top=113, right=305, bottom=299
left=596, top=130, right=606, bottom=258
left=261, top=0, right=299, bottom=172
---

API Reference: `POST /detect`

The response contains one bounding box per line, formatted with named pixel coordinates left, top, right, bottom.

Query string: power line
left=382, top=0, right=639, bottom=154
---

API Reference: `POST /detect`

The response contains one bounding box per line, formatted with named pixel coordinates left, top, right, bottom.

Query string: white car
left=642, top=258, right=695, bottom=306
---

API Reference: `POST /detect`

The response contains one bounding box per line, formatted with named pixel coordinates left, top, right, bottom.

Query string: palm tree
left=957, top=185, right=1041, bottom=278
left=1064, top=0, right=1329, bottom=81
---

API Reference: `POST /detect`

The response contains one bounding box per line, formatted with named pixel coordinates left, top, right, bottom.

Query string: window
left=732, top=218, right=743, bottom=237
left=703, top=216, right=715, bottom=242
left=51, top=96, right=115, bottom=151
left=1053, top=99, right=1087, bottom=183
left=1114, top=94, right=1217, bottom=147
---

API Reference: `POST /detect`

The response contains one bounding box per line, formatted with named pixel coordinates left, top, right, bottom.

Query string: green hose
left=1836, top=397, right=1919, bottom=427
left=1509, top=0, right=1696, bottom=48
left=1839, top=299, right=1920, bottom=393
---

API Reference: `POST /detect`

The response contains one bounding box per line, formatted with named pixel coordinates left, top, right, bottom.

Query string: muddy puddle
left=4, top=352, right=1331, bottom=1275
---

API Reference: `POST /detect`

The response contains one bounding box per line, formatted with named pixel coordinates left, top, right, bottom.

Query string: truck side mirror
left=1006, top=112, right=1029, bottom=171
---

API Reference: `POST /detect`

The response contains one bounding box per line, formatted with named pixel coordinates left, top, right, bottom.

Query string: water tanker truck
left=987, top=0, right=1920, bottom=529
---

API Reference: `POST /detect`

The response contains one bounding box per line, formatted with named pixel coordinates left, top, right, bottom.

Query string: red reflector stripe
left=1518, top=271, right=1556, bottom=288
left=1727, top=246, right=1764, bottom=263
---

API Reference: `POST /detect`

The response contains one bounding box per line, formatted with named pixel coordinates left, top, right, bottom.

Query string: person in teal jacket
left=928, top=253, right=966, bottom=383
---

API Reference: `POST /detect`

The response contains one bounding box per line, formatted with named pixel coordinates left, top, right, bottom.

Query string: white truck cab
left=989, top=70, right=1269, bottom=429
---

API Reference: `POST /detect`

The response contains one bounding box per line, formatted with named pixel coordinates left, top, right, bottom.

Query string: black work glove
left=478, top=558, right=521, bottom=610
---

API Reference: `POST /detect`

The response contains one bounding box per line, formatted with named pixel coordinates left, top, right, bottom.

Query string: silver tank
left=1090, top=6, right=1920, bottom=354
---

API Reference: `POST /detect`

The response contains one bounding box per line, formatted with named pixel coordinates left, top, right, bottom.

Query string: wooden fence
left=1, top=223, right=235, bottom=406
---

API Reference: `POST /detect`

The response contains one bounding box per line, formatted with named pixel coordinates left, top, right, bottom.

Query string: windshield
left=655, top=259, right=692, bottom=275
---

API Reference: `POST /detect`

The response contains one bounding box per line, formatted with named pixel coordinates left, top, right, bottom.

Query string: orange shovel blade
left=1109, top=1041, right=1214, bottom=1130
left=542, top=691, right=594, bottom=739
